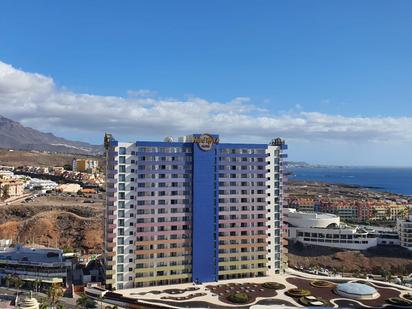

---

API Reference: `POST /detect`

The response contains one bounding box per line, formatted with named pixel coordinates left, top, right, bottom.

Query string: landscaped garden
left=131, top=287, right=200, bottom=296
left=386, top=297, right=412, bottom=307
left=286, top=288, right=311, bottom=297
left=206, top=281, right=282, bottom=304
left=310, top=280, right=335, bottom=288
left=227, top=292, right=250, bottom=304
left=160, top=292, right=207, bottom=301
left=262, top=282, right=286, bottom=290
left=404, top=293, right=412, bottom=301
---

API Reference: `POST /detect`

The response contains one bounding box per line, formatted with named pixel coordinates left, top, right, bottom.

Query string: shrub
left=227, top=292, right=250, bottom=304
left=286, top=288, right=311, bottom=297
left=262, top=282, right=286, bottom=290
left=404, top=294, right=412, bottom=301
left=310, top=280, right=335, bottom=288
left=386, top=297, right=412, bottom=306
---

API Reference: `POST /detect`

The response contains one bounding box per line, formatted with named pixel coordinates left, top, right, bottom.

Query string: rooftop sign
left=193, top=134, right=219, bottom=151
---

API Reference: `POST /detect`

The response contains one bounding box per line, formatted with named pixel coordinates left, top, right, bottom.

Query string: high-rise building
left=397, top=206, right=412, bottom=250
left=104, top=133, right=287, bottom=290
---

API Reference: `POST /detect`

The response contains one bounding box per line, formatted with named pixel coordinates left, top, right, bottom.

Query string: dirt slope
left=0, top=149, right=103, bottom=168
left=0, top=204, right=103, bottom=253
left=288, top=242, right=412, bottom=275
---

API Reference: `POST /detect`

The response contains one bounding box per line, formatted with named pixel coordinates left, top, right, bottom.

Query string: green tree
left=76, top=294, right=97, bottom=309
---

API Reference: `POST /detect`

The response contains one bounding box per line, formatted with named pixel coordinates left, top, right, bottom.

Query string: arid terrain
left=0, top=149, right=103, bottom=168
left=0, top=195, right=104, bottom=253
left=288, top=242, right=412, bottom=275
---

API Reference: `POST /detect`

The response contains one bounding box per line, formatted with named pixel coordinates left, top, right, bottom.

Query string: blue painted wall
left=192, top=134, right=218, bottom=283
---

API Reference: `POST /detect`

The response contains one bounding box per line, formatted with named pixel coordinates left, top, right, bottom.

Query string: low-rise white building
left=25, top=178, right=58, bottom=192
left=0, top=243, right=71, bottom=285
left=286, top=208, right=378, bottom=250
left=57, top=183, right=82, bottom=193
left=0, top=179, right=24, bottom=199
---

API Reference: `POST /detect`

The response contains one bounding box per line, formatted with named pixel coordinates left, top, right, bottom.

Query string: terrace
left=85, top=272, right=412, bottom=308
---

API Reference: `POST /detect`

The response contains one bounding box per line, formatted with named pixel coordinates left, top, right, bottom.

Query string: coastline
left=289, top=166, right=412, bottom=197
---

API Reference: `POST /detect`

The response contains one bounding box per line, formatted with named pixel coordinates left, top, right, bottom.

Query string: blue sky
left=0, top=1, right=411, bottom=166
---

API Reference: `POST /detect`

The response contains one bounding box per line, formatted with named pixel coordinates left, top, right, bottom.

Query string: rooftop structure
left=335, top=282, right=379, bottom=300
left=286, top=209, right=339, bottom=229
left=104, top=133, right=288, bottom=290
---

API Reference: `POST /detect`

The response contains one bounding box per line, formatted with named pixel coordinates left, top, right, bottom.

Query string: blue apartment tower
left=104, top=133, right=287, bottom=289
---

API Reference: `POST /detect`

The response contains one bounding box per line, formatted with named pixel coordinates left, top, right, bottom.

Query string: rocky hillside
left=0, top=203, right=103, bottom=253
left=0, top=114, right=102, bottom=155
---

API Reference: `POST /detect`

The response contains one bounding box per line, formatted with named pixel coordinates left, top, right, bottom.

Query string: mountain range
left=0, top=115, right=102, bottom=155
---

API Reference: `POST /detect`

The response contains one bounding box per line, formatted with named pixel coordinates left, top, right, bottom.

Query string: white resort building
left=397, top=207, right=412, bottom=250
left=286, top=208, right=378, bottom=250
left=0, top=243, right=71, bottom=285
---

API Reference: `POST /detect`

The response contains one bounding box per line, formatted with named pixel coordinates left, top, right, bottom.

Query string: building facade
left=0, top=243, right=70, bottom=285
left=104, top=133, right=287, bottom=290
left=397, top=207, right=412, bottom=250
left=0, top=179, right=24, bottom=200
left=72, top=159, right=99, bottom=173
left=316, top=201, right=408, bottom=223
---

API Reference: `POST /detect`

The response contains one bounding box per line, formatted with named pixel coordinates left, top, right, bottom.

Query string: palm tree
left=34, top=278, right=43, bottom=296
left=47, top=284, right=64, bottom=309
left=4, top=274, right=12, bottom=288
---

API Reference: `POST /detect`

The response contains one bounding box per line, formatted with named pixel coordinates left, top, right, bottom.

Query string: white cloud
left=0, top=60, right=412, bottom=145
left=127, top=89, right=157, bottom=98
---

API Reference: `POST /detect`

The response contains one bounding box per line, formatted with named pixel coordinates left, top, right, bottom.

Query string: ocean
left=289, top=167, right=412, bottom=196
